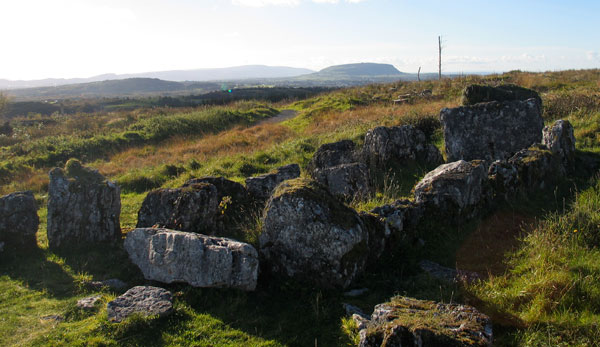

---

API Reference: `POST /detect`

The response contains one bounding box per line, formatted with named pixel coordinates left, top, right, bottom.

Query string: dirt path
left=258, top=109, right=298, bottom=125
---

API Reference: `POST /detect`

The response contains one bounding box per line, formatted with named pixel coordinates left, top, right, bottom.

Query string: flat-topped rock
left=125, top=228, right=259, bottom=291
left=245, top=164, right=300, bottom=202
left=0, top=191, right=39, bottom=249
left=441, top=99, right=543, bottom=162
left=107, top=286, right=173, bottom=323
left=462, top=84, right=541, bottom=107
left=357, top=296, right=492, bottom=347
left=47, top=159, right=120, bottom=249
left=259, top=178, right=369, bottom=289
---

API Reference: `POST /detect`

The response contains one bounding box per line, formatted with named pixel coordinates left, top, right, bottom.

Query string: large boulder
left=308, top=140, right=358, bottom=171
left=542, top=119, right=576, bottom=168
left=312, top=163, right=373, bottom=201
left=414, top=160, right=489, bottom=220
left=508, top=144, right=565, bottom=192
left=245, top=164, right=300, bottom=202
left=259, top=178, right=369, bottom=289
left=47, top=160, right=120, bottom=249
left=357, top=296, right=492, bottom=347
left=0, top=191, right=39, bottom=249
left=462, top=84, right=542, bottom=108
left=441, top=99, right=544, bottom=162
left=362, top=125, right=443, bottom=169
left=107, top=286, right=173, bottom=323
left=136, top=183, right=219, bottom=234
left=125, top=228, right=259, bottom=291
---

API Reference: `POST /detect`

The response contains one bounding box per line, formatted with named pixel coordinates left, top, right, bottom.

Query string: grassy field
left=1, top=69, right=599, bottom=346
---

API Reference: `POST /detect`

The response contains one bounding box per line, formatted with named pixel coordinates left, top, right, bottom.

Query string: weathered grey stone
left=358, top=296, right=492, bottom=347
left=86, top=278, right=127, bottom=291
left=508, top=145, right=565, bottom=191
left=543, top=119, right=576, bottom=168
left=308, top=140, right=358, bottom=172
left=259, top=178, right=369, bottom=289
left=77, top=295, right=101, bottom=310
left=462, top=84, right=542, bottom=107
left=136, top=183, right=218, bottom=234
left=370, top=199, right=424, bottom=234
left=107, top=286, right=173, bottom=323
left=414, top=160, right=489, bottom=219
left=362, top=125, right=443, bottom=168
left=488, top=160, right=519, bottom=201
left=125, top=228, right=259, bottom=291
left=313, top=163, right=373, bottom=201
left=419, top=260, right=481, bottom=284
left=47, top=162, right=120, bottom=249
left=245, top=164, right=300, bottom=202
left=441, top=99, right=544, bottom=162
left=0, top=191, right=39, bottom=248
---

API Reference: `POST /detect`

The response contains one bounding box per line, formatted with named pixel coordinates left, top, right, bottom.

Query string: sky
left=1, top=0, right=599, bottom=80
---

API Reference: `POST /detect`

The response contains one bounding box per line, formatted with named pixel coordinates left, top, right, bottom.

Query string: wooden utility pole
left=417, top=66, right=421, bottom=81
left=438, top=36, right=442, bottom=80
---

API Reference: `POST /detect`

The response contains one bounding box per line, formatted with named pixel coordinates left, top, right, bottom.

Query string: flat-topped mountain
left=317, top=63, right=404, bottom=76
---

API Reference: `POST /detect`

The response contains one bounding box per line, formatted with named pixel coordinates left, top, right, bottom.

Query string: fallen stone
left=358, top=296, right=492, bottom=347
left=308, top=140, right=358, bottom=172
left=86, top=278, right=127, bottom=291
left=313, top=163, right=373, bottom=201
left=362, top=125, right=443, bottom=169
left=0, top=191, right=39, bottom=248
left=343, top=303, right=369, bottom=319
left=47, top=160, right=120, bottom=249
left=107, top=286, right=173, bottom=323
left=419, top=260, right=481, bottom=284
left=543, top=119, right=576, bottom=168
left=441, top=99, right=543, bottom=162
left=259, top=178, right=369, bottom=289
left=125, top=228, right=259, bottom=291
left=370, top=199, right=424, bottom=234
left=414, top=160, right=489, bottom=220
left=508, top=144, right=565, bottom=191
left=488, top=160, right=519, bottom=201
left=77, top=295, right=101, bottom=310
left=245, top=164, right=300, bottom=202
left=136, top=183, right=219, bottom=234
left=462, top=84, right=542, bottom=108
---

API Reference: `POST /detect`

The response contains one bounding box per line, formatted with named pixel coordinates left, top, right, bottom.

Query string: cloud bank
left=232, top=0, right=366, bottom=7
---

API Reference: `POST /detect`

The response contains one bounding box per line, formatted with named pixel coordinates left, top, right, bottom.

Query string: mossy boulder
left=508, top=144, right=565, bottom=192
left=245, top=164, right=300, bottom=203
left=357, top=296, right=492, bottom=347
left=47, top=162, right=120, bottom=249
left=259, top=178, right=369, bottom=289
left=462, top=83, right=541, bottom=108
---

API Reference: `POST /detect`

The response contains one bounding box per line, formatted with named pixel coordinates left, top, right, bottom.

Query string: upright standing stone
left=47, top=159, right=120, bottom=249
left=543, top=119, right=576, bottom=168
left=0, top=191, right=39, bottom=248
left=441, top=99, right=544, bottom=162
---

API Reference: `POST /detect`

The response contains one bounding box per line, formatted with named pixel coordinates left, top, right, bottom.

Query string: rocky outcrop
left=462, top=84, right=542, bottom=108
left=245, top=164, right=300, bottom=202
left=107, top=286, right=173, bottom=323
left=47, top=160, right=120, bottom=249
left=362, top=125, right=443, bottom=169
left=543, top=119, right=576, bottom=168
left=259, top=178, right=369, bottom=289
left=308, top=141, right=373, bottom=200
left=414, top=160, right=489, bottom=220
left=357, top=296, right=492, bottom=347
left=0, top=191, right=39, bottom=248
left=125, top=228, right=259, bottom=291
left=136, top=183, right=219, bottom=234
left=441, top=99, right=544, bottom=162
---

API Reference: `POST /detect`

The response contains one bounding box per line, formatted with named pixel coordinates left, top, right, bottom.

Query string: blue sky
left=1, top=0, right=599, bottom=79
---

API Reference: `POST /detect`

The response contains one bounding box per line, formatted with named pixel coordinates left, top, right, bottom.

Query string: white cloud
left=587, top=51, right=600, bottom=61
left=232, top=0, right=366, bottom=6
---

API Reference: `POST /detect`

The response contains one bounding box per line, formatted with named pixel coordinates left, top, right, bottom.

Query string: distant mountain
left=5, top=78, right=221, bottom=100
left=317, top=63, right=404, bottom=77
left=0, top=65, right=314, bottom=90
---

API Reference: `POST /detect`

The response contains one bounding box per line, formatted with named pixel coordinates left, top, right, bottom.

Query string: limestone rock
left=543, top=119, right=576, bottom=168
left=362, top=125, right=443, bottom=169
left=313, top=163, right=373, bottom=201
left=508, top=144, right=565, bottom=191
left=308, top=140, right=358, bottom=172
left=370, top=199, right=424, bottom=234
left=259, top=178, right=369, bottom=289
left=0, top=191, right=39, bottom=248
left=462, top=84, right=542, bottom=108
left=358, top=296, right=492, bottom=347
left=47, top=162, right=120, bottom=249
left=441, top=99, right=544, bottom=162
left=245, top=164, right=300, bottom=202
left=414, top=160, right=489, bottom=220
left=77, top=295, right=101, bottom=310
left=125, top=228, right=259, bottom=291
left=85, top=278, right=127, bottom=291
left=107, top=286, right=173, bottom=323
left=419, top=260, right=481, bottom=284
left=136, top=183, right=219, bottom=234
